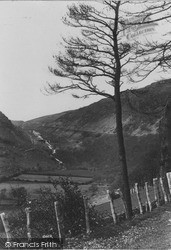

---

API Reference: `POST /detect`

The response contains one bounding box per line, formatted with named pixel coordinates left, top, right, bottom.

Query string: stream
left=32, top=130, right=65, bottom=169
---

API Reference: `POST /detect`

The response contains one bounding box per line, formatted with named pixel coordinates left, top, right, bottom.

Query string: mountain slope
left=17, top=79, right=171, bottom=186
left=0, top=112, right=60, bottom=179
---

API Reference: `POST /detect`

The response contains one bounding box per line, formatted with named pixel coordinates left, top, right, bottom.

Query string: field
left=0, top=169, right=93, bottom=207
left=25, top=169, right=94, bottom=178
left=0, top=181, right=92, bottom=200
left=0, top=167, right=159, bottom=220
left=0, top=170, right=94, bottom=214
left=13, top=174, right=93, bottom=184
left=0, top=177, right=157, bottom=218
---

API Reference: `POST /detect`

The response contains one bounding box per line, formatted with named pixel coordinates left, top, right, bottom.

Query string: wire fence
left=0, top=172, right=171, bottom=247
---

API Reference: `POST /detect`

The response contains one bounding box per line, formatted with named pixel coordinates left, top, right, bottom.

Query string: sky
left=0, top=1, right=103, bottom=121
left=0, top=1, right=170, bottom=121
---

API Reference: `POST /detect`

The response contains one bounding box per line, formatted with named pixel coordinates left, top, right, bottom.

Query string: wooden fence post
left=107, top=190, right=117, bottom=224
left=54, top=201, right=65, bottom=244
left=0, top=213, right=11, bottom=242
left=160, top=177, right=168, bottom=203
left=130, top=188, right=134, bottom=195
left=145, top=182, right=152, bottom=212
left=25, top=207, right=31, bottom=241
left=153, top=178, right=161, bottom=207
left=83, top=196, right=90, bottom=235
left=162, top=174, right=171, bottom=202
left=135, top=183, right=143, bottom=214
left=117, top=189, right=128, bottom=219
left=166, top=172, right=171, bottom=194
left=145, top=202, right=148, bottom=212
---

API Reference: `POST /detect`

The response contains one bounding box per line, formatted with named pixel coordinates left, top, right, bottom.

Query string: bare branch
left=47, top=1, right=171, bottom=99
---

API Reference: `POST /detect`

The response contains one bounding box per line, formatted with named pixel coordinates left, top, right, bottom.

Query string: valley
left=12, top=79, right=171, bottom=187
left=0, top=79, right=171, bottom=247
left=0, top=80, right=171, bottom=201
left=0, top=79, right=170, bottom=216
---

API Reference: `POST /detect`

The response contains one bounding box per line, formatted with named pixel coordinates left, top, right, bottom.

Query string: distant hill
left=12, top=120, right=25, bottom=127
left=13, top=79, right=171, bottom=186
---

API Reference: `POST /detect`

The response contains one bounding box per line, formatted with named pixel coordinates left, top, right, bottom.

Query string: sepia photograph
left=0, top=0, right=171, bottom=249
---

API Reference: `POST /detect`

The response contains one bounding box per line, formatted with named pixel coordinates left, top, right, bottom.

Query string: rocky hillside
left=14, top=79, right=171, bottom=186
left=0, top=112, right=60, bottom=179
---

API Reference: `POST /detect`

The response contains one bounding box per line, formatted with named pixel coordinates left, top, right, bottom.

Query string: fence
left=106, top=173, right=171, bottom=224
left=1, top=172, right=171, bottom=244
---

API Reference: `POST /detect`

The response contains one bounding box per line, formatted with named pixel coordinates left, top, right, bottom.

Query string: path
left=66, top=203, right=171, bottom=249
left=123, top=203, right=171, bottom=249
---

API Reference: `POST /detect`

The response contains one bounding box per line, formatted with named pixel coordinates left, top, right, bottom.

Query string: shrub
left=89, top=183, right=98, bottom=196
left=49, top=177, right=104, bottom=236
left=8, top=178, right=105, bottom=238
left=0, top=188, right=7, bottom=199
left=9, top=186, right=28, bottom=206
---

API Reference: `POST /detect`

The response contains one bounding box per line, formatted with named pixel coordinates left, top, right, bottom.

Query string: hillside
left=0, top=112, right=61, bottom=179
left=15, top=79, right=171, bottom=186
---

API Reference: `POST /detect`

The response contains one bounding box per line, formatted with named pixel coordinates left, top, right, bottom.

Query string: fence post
left=160, top=177, right=168, bottom=203
left=83, top=196, right=90, bottom=235
left=117, top=189, right=128, bottom=219
left=130, top=188, right=134, bottom=195
left=54, top=201, right=65, bottom=244
left=162, top=174, right=171, bottom=202
left=25, top=207, right=31, bottom=241
left=166, top=172, right=171, bottom=194
left=135, top=183, right=143, bottom=214
left=0, top=213, right=11, bottom=242
left=107, top=190, right=117, bottom=224
left=145, top=182, right=152, bottom=212
left=153, top=178, right=161, bottom=207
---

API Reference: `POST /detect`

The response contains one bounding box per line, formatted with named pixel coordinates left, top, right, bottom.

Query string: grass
left=13, top=174, right=93, bottom=185
left=0, top=177, right=157, bottom=218
left=0, top=180, right=92, bottom=202
left=25, top=169, right=94, bottom=178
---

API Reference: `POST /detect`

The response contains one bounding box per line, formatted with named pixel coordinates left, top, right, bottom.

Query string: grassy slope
left=0, top=112, right=60, bottom=178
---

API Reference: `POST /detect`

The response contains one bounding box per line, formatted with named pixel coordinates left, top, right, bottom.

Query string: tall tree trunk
left=159, top=99, right=171, bottom=201
left=113, top=1, right=133, bottom=219
left=114, top=89, right=133, bottom=219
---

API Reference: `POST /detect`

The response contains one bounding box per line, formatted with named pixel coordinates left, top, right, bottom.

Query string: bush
left=89, top=183, right=98, bottom=196
left=9, top=186, right=28, bottom=206
left=0, top=188, right=7, bottom=199
left=8, top=178, right=105, bottom=238
left=56, top=178, right=104, bottom=236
